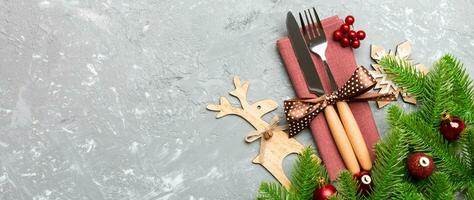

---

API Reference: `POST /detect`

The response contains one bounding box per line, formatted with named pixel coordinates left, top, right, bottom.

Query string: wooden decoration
left=207, top=76, right=310, bottom=189
left=369, top=41, right=429, bottom=108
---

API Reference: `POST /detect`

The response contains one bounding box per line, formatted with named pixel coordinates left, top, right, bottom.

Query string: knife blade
left=286, top=12, right=325, bottom=96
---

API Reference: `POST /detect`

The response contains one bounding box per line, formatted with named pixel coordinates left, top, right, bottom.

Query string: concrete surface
left=0, top=0, right=473, bottom=199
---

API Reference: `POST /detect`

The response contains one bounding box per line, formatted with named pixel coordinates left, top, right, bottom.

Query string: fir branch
left=290, top=147, right=327, bottom=200
left=370, top=111, right=410, bottom=200
left=417, top=58, right=457, bottom=128
left=436, top=55, right=474, bottom=124
left=469, top=129, right=474, bottom=176
left=392, top=182, right=425, bottom=200
left=458, top=128, right=474, bottom=174
left=466, top=181, right=474, bottom=200
left=257, top=182, right=291, bottom=200
left=334, top=171, right=358, bottom=200
left=418, top=172, right=455, bottom=200
left=387, top=104, right=404, bottom=123
left=257, top=147, right=326, bottom=200
left=378, top=55, right=426, bottom=98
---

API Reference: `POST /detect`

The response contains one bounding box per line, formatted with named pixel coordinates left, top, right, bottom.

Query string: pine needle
left=370, top=109, right=410, bottom=200
left=257, top=182, right=291, bottom=200
left=335, top=171, right=358, bottom=200
left=378, top=55, right=426, bottom=98
left=419, top=172, right=455, bottom=200
left=436, top=55, right=474, bottom=124
left=290, top=147, right=327, bottom=200
left=257, top=147, right=326, bottom=200
left=466, top=181, right=474, bottom=200
left=392, top=182, right=425, bottom=200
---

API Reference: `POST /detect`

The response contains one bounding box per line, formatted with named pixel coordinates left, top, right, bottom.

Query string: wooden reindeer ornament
left=207, top=76, right=311, bottom=189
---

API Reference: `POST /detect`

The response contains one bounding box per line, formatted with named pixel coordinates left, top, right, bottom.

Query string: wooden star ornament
left=369, top=41, right=429, bottom=108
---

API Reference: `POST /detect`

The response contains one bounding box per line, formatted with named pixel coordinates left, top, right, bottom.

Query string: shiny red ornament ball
left=340, top=24, right=351, bottom=33
left=407, top=152, right=434, bottom=180
left=345, top=15, right=355, bottom=25
left=350, top=39, right=361, bottom=48
left=340, top=37, right=350, bottom=47
left=353, top=171, right=373, bottom=196
left=313, top=184, right=337, bottom=200
left=348, top=30, right=357, bottom=39
left=439, top=112, right=465, bottom=141
left=356, top=30, right=366, bottom=40
left=333, top=30, right=344, bottom=41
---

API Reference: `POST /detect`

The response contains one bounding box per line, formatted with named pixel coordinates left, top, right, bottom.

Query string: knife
left=286, top=12, right=360, bottom=174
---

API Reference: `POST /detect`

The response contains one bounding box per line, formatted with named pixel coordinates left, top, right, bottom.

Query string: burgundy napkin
left=277, top=16, right=379, bottom=180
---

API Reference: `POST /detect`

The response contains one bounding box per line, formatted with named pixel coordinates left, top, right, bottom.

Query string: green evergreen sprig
left=377, top=56, right=426, bottom=98
left=369, top=111, right=409, bottom=200
left=257, top=147, right=329, bottom=200
left=392, top=182, right=424, bottom=200
left=290, top=147, right=329, bottom=200
left=334, top=171, right=358, bottom=200
left=419, top=172, right=455, bottom=200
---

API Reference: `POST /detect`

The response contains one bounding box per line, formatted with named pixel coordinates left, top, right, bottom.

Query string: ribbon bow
left=284, top=67, right=396, bottom=137
left=245, top=115, right=288, bottom=143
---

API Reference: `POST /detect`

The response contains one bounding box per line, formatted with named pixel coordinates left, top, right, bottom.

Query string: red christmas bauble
left=333, top=30, right=344, bottom=41
left=356, top=30, right=366, bottom=40
left=407, top=153, right=434, bottom=179
left=345, top=15, right=355, bottom=25
left=439, top=112, right=465, bottom=141
left=350, top=39, right=361, bottom=48
left=340, top=24, right=351, bottom=33
left=313, top=184, right=337, bottom=200
left=348, top=30, right=357, bottom=39
left=340, top=37, right=350, bottom=47
left=353, top=171, right=373, bottom=195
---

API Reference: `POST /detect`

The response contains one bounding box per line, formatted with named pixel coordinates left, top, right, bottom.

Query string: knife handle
left=336, top=102, right=373, bottom=171
left=323, top=105, right=360, bottom=174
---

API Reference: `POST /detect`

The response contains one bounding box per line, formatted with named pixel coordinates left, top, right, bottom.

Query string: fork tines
left=298, top=8, right=325, bottom=41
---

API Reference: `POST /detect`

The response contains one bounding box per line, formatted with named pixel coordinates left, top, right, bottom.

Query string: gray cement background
left=1, top=0, right=474, bottom=199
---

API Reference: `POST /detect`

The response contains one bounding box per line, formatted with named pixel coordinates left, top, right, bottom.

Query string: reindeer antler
left=207, top=76, right=252, bottom=118
left=206, top=96, right=243, bottom=118
left=229, top=76, right=250, bottom=110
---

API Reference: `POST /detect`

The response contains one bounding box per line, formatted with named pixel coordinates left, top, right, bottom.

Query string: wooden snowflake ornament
left=369, top=41, right=429, bottom=108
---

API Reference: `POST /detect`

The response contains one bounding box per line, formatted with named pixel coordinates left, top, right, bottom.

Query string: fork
left=299, top=8, right=373, bottom=171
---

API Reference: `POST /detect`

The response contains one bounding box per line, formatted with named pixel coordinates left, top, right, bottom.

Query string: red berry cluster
left=333, top=15, right=366, bottom=48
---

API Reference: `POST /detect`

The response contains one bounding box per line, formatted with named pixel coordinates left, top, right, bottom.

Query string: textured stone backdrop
left=0, top=0, right=473, bottom=199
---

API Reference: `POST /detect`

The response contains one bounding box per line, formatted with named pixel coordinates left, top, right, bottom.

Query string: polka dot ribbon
left=284, top=67, right=397, bottom=137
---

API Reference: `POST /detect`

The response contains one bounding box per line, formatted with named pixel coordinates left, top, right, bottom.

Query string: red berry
left=353, top=171, right=373, bottom=196
left=439, top=112, right=465, bottom=141
left=340, top=24, right=351, bottom=33
left=407, top=152, right=434, bottom=180
left=356, top=30, right=366, bottom=40
left=340, top=37, right=350, bottom=47
left=351, top=39, right=361, bottom=48
left=348, top=30, right=357, bottom=39
left=345, top=15, right=355, bottom=25
left=333, top=30, right=344, bottom=41
left=313, top=184, right=337, bottom=200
